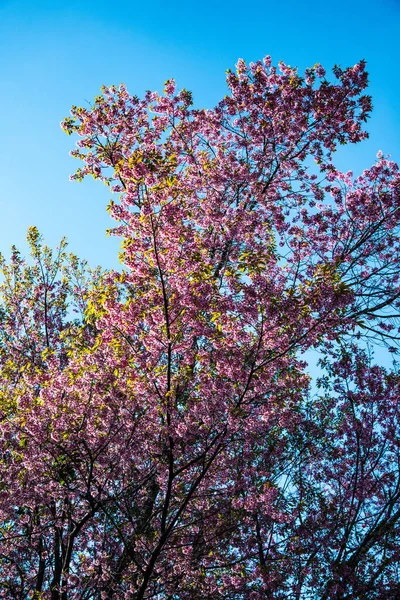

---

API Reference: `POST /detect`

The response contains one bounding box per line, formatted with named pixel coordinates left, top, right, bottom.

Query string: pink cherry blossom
left=1, top=56, right=399, bottom=599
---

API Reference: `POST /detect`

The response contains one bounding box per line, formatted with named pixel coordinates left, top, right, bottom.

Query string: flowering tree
left=1, top=56, right=400, bottom=598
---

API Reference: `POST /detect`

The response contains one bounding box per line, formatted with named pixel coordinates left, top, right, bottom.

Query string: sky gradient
left=0, top=0, right=399, bottom=269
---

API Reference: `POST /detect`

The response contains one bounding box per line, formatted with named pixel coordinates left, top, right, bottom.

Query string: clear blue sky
left=0, top=0, right=399, bottom=269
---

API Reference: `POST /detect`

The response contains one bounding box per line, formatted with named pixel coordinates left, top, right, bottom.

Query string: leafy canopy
left=1, top=56, right=400, bottom=599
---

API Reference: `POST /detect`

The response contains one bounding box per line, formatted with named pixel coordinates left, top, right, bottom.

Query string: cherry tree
left=1, top=56, right=400, bottom=598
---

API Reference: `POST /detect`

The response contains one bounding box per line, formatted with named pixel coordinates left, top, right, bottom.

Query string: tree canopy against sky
left=0, top=0, right=399, bottom=269
left=1, top=55, right=400, bottom=599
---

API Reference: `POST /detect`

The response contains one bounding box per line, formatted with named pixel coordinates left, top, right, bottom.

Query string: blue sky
left=0, top=0, right=399, bottom=269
